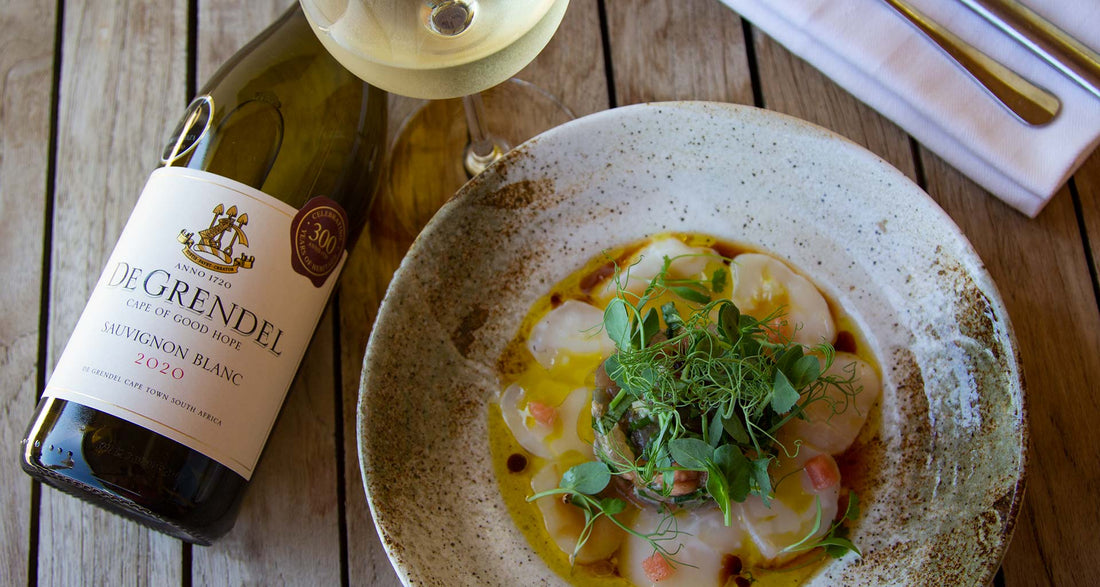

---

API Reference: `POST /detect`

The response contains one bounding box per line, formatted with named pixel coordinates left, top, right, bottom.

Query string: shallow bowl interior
left=358, top=102, right=1027, bottom=586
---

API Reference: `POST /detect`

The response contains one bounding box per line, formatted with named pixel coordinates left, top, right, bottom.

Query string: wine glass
left=300, top=0, right=573, bottom=237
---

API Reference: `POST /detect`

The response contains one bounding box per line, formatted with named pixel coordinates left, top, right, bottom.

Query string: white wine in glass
left=301, top=0, right=574, bottom=238
left=302, top=0, right=570, bottom=100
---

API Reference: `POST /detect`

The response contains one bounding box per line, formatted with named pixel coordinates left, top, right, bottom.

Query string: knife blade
left=882, top=0, right=1060, bottom=125
left=958, top=0, right=1100, bottom=100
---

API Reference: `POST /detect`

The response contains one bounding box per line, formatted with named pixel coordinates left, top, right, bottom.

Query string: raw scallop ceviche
left=490, top=234, right=882, bottom=586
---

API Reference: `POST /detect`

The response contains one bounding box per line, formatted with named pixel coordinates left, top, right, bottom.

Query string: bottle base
left=24, top=461, right=220, bottom=545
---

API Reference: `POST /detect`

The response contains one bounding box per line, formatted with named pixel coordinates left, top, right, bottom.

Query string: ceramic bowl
left=358, top=102, right=1027, bottom=585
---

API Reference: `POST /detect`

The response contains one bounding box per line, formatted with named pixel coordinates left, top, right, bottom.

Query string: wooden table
left=2, top=1, right=1097, bottom=585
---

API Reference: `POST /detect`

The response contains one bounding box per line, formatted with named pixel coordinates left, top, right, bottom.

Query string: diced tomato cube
left=804, top=453, right=840, bottom=490
left=642, top=552, right=674, bottom=582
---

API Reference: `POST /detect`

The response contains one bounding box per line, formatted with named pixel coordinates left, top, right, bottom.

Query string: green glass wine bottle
left=20, top=5, right=386, bottom=545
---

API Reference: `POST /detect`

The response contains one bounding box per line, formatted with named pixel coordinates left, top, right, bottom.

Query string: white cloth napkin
left=718, top=0, right=1100, bottom=217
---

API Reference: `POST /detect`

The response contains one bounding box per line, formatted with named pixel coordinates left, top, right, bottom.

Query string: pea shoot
left=529, top=252, right=864, bottom=569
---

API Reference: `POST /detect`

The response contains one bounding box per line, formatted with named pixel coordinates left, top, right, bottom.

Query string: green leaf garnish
left=668, top=437, right=712, bottom=469
left=822, top=537, right=860, bottom=558
left=662, top=302, right=684, bottom=336
left=561, top=461, right=612, bottom=495
left=600, top=497, right=626, bottom=515
left=721, top=413, right=750, bottom=444
left=529, top=245, right=865, bottom=570
left=638, top=307, right=661, bottom=348
left=706, top=410, right=724, bottom=448
left=604, top=298, right=631, bottom=350
left=714, top=444, right=752, bottom=503
left=789, top=354, right=821, bottom=388
left=771, top=370, right=800, bottom=414
left=670, top=285, right=711, bottom=304
left=844, top=491, right=861, bottom=521
left=717, top=302, right=741, bottom=343
left=780, top=491, right=864, bottom=559
left=750, top=457, right=773, bottom=504
left=711, top=267, right=728, bottom=293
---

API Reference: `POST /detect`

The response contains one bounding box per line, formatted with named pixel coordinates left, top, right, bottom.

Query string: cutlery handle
left=882, top=0, right=1060, bottom=126
left=959, top=0, right=1100, bottom=100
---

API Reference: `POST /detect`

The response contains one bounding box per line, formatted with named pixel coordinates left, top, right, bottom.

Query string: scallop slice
left=500, top=384, right=590, bottom=459
left=738, top=446, right=840, bottom=564
left=527, top=300, right=614, bottom=370
left=598, top=237, right=720, bottom=300
left=530, top=461, right=625, bottom=564
left=730, top=253, right=836, bottom=346
left=618, top=505, right=749, bottom=587
left=777, top=352, right=881, bottom=455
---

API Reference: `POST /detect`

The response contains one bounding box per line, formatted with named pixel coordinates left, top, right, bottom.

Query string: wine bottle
left=20, top=5, right=386, bottom=545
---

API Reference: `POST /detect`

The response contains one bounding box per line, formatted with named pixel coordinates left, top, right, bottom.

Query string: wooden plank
left=196, top=0, right=288, bottom=84
left=521, top=0, right=611, bottom=118
left=37, top=1, right=188, bottom=584
left=1073, top=150, right=1100, bottom=296
left=605, top=0, right=753, bottom=105
left=190, top=2, right=343, bottom=583
left=337, top=2, right=611, bottom=585
left=0, top=1, right=56, bottom=585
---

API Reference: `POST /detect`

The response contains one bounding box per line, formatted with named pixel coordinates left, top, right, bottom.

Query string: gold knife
left=958, top=0, right=1100, bottom=100
left=882, top=0, right=1060, bottom=125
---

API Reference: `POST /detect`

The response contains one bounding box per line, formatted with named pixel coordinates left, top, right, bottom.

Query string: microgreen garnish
left=529, top=249, right=863, bottom=569
left=527, top=461, right=685, bottom=567
left=595, top=254, right=856, bottom=495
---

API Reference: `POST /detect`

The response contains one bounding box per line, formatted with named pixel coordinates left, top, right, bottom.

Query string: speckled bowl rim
left=358, top=102, right=1028, bottom=586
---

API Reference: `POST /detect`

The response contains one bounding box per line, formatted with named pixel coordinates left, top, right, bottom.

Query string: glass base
left=379, top=78, right=575, bottom=241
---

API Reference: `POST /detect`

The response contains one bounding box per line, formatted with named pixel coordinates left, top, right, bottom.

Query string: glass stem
left=462, top=93, right=507, bottom=177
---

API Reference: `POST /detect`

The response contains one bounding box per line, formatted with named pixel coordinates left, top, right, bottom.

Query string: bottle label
left=43, top=167, right=346, bottom=479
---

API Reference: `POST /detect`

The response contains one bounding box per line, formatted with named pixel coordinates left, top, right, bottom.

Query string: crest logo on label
left=177, top=203, right=255, bottom=273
